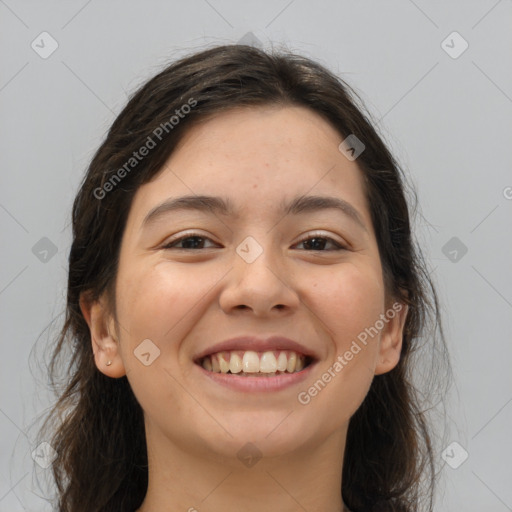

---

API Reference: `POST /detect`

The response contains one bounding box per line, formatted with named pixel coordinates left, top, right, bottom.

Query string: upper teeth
left=201, top=350, right=306, bottom=374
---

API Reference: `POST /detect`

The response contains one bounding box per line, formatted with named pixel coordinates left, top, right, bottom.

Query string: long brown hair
left=35, top=43, right=450, bottom=512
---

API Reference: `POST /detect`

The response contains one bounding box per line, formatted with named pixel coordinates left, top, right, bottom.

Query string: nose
left=218, top=238, right=300, bottom=317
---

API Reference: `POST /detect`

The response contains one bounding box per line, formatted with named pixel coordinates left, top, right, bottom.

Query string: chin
left=195, top=411, right=320, bottom=460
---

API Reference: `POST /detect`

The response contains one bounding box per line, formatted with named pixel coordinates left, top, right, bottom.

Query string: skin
left=80, top=105, right=408, bottom=512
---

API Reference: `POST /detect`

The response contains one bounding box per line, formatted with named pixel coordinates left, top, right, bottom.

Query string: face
left=82, top=105, right=407, bottom=463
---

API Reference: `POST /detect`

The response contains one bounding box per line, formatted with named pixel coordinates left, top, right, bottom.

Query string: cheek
left=114, top=257, right=239, bottom=407
left=114, top=262, right=221, bottom=420
left=308, top=262, right=385, bottom=343
left=115, top=261, right=223, bottom=350
left=304, top=263, right=384, bottom=398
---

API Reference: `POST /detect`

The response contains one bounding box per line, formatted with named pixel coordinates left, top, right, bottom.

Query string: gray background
left=1, top=1, right=511, bottom=511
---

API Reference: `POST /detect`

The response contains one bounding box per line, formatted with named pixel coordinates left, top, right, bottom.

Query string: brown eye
left=163, top=234, right=219, bottom=250
left=294, top=235, right=346, bottom=251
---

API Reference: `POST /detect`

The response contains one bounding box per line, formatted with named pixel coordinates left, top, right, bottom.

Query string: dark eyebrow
left=142, top=194, right=367, bottom=231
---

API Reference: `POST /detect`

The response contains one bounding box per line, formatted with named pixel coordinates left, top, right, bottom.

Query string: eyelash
left=162, top=232, right=347, bottom=251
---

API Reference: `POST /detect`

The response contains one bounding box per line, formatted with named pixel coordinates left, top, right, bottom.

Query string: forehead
left=128, top=105, right=371, bottom=227
left=170, top=105, right=344, bottom=170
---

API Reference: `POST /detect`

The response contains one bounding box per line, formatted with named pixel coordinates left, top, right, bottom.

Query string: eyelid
left=293, top=231, right=349, bottom=251
left=161, top=229, right=349, bottom=251
left=161, top=230, right=219, bottom=248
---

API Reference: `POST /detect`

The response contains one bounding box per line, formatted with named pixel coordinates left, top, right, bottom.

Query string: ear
left=79, top=291, right=126, bottom=378
left=374, top=301, right=409, bottom=376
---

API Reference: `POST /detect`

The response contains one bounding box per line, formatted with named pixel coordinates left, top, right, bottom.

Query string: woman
left=38, top=44, right=449, bottom=512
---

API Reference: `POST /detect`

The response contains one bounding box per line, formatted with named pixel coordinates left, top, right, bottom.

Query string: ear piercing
left=106, top=360, right=112, bottom=366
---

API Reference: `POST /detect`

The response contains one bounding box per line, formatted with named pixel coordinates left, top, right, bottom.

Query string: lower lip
left=195, top=362, right=316, bottom=392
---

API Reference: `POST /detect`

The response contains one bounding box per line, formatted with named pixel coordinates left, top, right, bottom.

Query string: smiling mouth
left=197, top=350, right=313, bottom=376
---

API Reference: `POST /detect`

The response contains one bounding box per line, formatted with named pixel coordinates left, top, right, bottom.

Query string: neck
left=136, top=423, right=348, bottom=512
